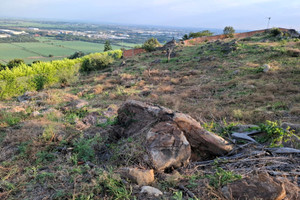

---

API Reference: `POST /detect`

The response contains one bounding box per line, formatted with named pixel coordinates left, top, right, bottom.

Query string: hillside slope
left=0, top=33, right=300, bottom=199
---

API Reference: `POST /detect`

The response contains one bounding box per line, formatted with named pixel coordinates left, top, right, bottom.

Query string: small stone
left=140, top=186, right=163, bottom=197
left=32, top=111, right=40, bottom=117
left=232, top=124, right=260, bottom=133
left=120, top=168, right=154, bottom=186
left=232, top=70, right=239, bottom=75
left=263, top=64, right=271, bottom=73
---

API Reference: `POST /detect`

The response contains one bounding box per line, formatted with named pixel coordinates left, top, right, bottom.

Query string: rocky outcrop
left=116, top=100, right=233, bottom=171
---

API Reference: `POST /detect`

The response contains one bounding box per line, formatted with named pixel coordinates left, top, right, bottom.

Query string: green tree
left=142, top=38, right=161, bottom=52
left=0, top=63, right=6, bottom=71
left=68, top=51, right=85, bottom=59
left=223, top=26, right=235, bottom=38
left=6, top=59, right=25, bottom=69
left=104, top=40, right=112, bottom=52
left=182, top=34, right=189, bottom=41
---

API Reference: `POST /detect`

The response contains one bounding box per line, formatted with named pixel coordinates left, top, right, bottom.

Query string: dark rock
left=222, top=173, right=286, bottom=200
left=139, top=90, right=151, bottom=97
left=151, top=59, right=161, bottom=64
left=147, top=122, right=191, bottom=171
left=116, top=100, right=233, bottom=171
left=287, top=49, right=300, bottom=57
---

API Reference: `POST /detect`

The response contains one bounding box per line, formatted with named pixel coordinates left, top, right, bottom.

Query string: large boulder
left=116, top=100, right=233, bottom=171
left=221, top=173, right=286, bottom=200
left=147, top=122, right=191, bottom=171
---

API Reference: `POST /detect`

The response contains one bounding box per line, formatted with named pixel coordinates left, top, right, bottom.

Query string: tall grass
left=0, top=50, right=122, bottom=99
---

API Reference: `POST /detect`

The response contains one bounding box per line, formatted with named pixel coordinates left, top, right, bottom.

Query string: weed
left=17, top=141, right=31, bottom=159
left=0, top=111, right=27, bottom=127
left=206, top=167, right=241, bottom=189
left=187, top=174, right=201, bottom=189
left=0, top=131, right=6, bottom=145
left=73, top=136, right=99, bottom=162
left=41, top=124, right=56, bottom=142
left=0, top=181, right=16, bottom=193
left=65, top=108, right=88, bottom=124
left=172, top=191, right=183, bottom=200
left=100, top=168, right=132, bottom=200
left=258, top=120, right=297, bottom=147
left=35, top=172, right=55, bottom=183
left=97, top=117, right=118, bottom=128
left=35, top=151, right=56, bottom=164
left=53, top=190, right=72, bottom=199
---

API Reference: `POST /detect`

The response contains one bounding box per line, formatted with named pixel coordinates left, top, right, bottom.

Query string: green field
left=0, top=37, right=139, bottom=64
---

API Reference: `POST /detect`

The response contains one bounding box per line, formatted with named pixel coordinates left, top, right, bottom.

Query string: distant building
left=28, top=27, right=39, bottom=31
left=0, top=34, right=11, bottom=38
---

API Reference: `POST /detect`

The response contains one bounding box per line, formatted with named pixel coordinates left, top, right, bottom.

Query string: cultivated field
left=0, top=37, right=137, bottom=64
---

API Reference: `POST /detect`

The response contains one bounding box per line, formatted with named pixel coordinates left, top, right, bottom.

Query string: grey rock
left=263, top=64, right=271, bottom=73
left=140, top=186, right=163, bottom=197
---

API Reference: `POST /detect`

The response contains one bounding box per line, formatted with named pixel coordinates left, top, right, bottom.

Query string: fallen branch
left=178, top=184, right=198, bottom=199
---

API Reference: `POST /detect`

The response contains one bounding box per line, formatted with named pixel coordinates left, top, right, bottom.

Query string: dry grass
left=93, top=84, right=104, bottom=95
left=156, top=85, right=174, bottom=93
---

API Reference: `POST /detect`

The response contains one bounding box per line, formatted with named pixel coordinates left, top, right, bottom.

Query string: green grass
left=0, top=37, right=134, bottom=64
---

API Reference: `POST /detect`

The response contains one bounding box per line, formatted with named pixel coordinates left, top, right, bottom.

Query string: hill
left=0, top=30, right=300, bottom=199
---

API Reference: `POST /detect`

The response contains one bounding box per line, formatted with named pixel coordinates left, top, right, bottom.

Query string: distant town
left=0, top=19, right=205, bottom=44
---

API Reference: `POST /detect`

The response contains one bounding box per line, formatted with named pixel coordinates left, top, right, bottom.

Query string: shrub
left=258, top=120, right=297, bottom=147
left=223, top=26, right=235, bottom=38
left=270, top=28, right=282, bottom=37
left=33, top=74, right=48, bottom=91
left=7, top=59, right=25, bottom=69
left=73, top=137, right=96, bottom=162
left=68, top=51, right=85, bottom=59
left=0, top=63, right=6, bottom=71
left=80, top=54, right=114, bottom=72
left=207, top=167, right=241, bottom=188
left=142, top=38, right=161, bottom=52
left=189, top=30, right=213, bottom=38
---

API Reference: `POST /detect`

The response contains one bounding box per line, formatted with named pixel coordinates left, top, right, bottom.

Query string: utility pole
left=267, top=17, right=271, bottom=29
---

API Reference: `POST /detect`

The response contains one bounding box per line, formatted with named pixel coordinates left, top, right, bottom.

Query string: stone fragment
left=120, top=168, right=154, bottom=186
left=140, top=186, right=163, bottom=197
left=147, top=122, right=191, bottom=171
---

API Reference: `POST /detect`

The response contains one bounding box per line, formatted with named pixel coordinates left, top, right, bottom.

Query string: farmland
left=0, top=37, right=137, bottom=64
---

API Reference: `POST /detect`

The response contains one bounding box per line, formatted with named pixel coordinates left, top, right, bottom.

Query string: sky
left=0, top=0, right=299, bottom=30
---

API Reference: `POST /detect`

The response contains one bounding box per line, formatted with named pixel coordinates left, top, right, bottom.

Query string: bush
left=142, top=38, right=161, bottom=52
left=189, top=30, right=213, bottom=38
left=223, top=26, right=235, bottom=38
left=68, top=51, right=85, bottom=59
left=7, top=59, right=25, bottom=69
left=270, top=28, right=282, bottom=37
left=0, top=50, right=122, bottom=99
left=0, top=63, right=6, bottom=71
left=80, top=54, right=114, bottom=72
